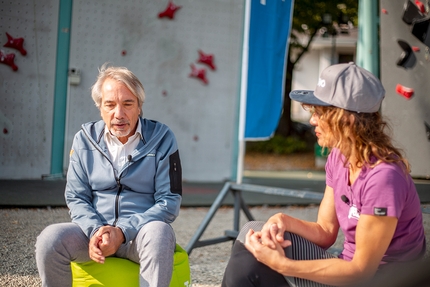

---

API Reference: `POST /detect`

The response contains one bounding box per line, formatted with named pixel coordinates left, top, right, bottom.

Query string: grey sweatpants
left=35, top=221, right=176, bottom=287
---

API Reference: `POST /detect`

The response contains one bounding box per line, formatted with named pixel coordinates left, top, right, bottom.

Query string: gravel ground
left=1, top=205, right=429, bottom=287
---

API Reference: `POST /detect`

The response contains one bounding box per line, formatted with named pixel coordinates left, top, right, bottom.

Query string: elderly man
left=35, top=64, right=182, bottom=287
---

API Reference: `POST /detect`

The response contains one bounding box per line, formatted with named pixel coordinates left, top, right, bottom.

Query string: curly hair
left=312, top=105, right=410, bottom=172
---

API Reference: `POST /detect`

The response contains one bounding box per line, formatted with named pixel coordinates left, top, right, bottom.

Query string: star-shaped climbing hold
left=158, top=1, right=182, bottom=20
left=0, top=50, right=18, bottom=71
left=189, top=64, right=208, bottom=85
left=4, top=33, right=27, bottom=56
left=197, top=50, right=216, bottom=70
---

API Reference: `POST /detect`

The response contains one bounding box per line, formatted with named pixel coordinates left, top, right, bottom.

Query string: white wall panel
left=67, top=0, right=243, bottom=181
left=0, top=0, right=58, bottom=179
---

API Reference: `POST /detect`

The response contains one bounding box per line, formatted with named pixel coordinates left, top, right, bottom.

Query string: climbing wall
left=0, top=0, right=59, bottom=179
left=380, top=0, right=430, bottom=178
left=66, top=1, right=243, bottom=181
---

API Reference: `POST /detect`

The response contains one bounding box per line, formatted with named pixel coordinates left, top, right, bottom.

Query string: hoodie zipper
left=82, top=128, right=123, bottom=227
left=112, top=178, right=123, bottom=226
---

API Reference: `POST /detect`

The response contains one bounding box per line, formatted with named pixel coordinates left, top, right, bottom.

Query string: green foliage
left=291, top=0, right=358, bottom=35
left=279, top=0, right=359, bottom=137
left=246, top=135, right=311, bottom=155
left=289, top=0, right=358, bottom=64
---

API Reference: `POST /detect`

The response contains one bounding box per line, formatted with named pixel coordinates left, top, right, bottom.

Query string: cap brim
left=289, top=90, right=331, bottom=106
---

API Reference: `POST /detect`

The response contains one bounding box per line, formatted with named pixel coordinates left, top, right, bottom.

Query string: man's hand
left=89, top=226, right=125, bottom=263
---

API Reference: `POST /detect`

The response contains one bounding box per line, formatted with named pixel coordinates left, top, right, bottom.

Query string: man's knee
left=35, top=223, right=87, bottom=260
left=133, top=221, right=175, bottom=257
left=139, top=221, right=175, bottom=244
left=36, top=224, right=64, bottom=253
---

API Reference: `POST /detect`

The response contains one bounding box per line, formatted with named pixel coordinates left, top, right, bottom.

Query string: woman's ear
left=348, top=113, right=355, bottom=125
left=342, top=113, right=355, bottom=126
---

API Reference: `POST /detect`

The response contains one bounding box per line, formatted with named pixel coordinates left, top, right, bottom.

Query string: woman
left=222, top=63, right=425, bottom=287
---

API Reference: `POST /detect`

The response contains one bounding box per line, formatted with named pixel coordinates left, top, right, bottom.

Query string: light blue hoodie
left=65, top=117, right=182, bottom=243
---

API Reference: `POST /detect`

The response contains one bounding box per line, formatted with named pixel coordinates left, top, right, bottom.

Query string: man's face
left=100, top=78, right=141, bottom=144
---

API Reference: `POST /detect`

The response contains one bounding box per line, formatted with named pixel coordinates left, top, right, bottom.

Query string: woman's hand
left=260, top=214, right=290, bottom=249
left=244, top=226, right=292, bottom=272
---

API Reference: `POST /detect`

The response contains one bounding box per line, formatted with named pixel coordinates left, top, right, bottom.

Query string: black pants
left=221, top=221, right=335, bottom=287
left=221, top=241, right=290, bottom=287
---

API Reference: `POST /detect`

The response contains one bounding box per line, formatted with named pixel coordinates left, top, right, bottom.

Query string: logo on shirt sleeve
left=374, top=207, right=388, bottom=216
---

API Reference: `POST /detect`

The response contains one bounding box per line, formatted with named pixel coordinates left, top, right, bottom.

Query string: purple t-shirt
left=326, top=148, right=425, bottom=265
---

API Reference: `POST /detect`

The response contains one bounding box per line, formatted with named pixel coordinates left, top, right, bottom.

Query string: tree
left=276, top=0, right=359, bottom=137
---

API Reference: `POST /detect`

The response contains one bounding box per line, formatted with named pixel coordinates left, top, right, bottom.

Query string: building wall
left=380, top=0, right=430, bottom=178
left=0, top=0, right=59, bottom=179
left=0, top=0, right=244, bottom=181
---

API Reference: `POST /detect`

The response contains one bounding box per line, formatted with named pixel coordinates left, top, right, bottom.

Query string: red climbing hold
left=0, top=50, right=18, bottom=71
left=396, top=84, right=414, bottom=99
left=189, top=64, right=208, bottom=85
left=197, top=50, right=216, bottom=70
left=415, top=0, right=426, bottom=14
left=4, top=33, right=27, bottom=56
left=158, top=1, right=181, bottom=19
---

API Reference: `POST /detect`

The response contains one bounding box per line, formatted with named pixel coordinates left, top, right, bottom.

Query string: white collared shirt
left=104, top=120, right=142, bottom=172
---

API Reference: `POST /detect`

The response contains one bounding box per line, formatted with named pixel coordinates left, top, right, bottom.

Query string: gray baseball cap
left=289, top=62, right=385, bottom=113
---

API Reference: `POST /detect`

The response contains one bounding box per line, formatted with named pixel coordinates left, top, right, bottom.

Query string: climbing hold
left=0, top=50, right=18, bottom=71
left=415, top=0, right=426, bottom=14
left=197, top=50, right=216, bottom=70
left=425, top=121, right=430, bottom=141
left=158, top=1, right=181, bottom=20
left=189, top=64, right=208, bottom=85
left=4, top=33, right=27, bottom=56
left=411, top=17, right=430, bottom=48
left=403, top=0, right=425, bottom=25
left=397, top=40, right=416, bottom=68
left=395, top=84, right=414, bottom=99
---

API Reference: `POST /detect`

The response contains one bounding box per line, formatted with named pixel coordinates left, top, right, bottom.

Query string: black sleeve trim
left=169, top=150, right=182, bottom=195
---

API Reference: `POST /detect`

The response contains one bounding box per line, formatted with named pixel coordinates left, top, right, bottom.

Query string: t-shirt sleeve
left=325, top=149, right=338, bottom=188
left=360, top=167, right=407, bottom=218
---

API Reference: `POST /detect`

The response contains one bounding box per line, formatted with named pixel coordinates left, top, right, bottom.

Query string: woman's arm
left=246, top=212, right=398, bottom=286
left=260, top=185, right=339, bottom=249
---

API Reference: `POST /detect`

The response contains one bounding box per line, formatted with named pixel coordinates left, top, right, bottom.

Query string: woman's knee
left=237, top=221, right=265, bottom=243
left=223, top=241, right=262, bottom=284
left=223, top=241, right=289, bottom=287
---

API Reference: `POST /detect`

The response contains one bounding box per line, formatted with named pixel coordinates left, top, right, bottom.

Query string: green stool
left=71, top=244, right=190, bottom=287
